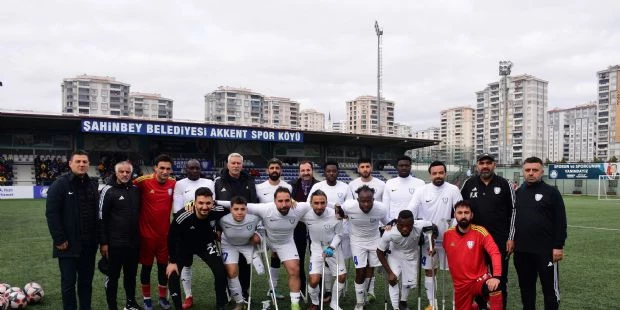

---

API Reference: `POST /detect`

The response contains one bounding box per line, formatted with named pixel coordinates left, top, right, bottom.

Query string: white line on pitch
left=568, top=225, right=620, bottom=231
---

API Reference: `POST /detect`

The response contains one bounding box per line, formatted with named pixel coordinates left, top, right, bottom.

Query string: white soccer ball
left=23, top=282, right=44, bottom=304
left=0, top=284, right=10, bottom=298
left=7, top=288, right=27, bottom=309
left=0, top=295, right=10, bottom=310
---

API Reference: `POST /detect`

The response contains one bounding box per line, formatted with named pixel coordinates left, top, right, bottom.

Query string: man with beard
left=335, top=186, right=389, bottom=310
left=408, top=161, right=463, bottom=310
left=443, top=200, right=503, bottom=310
left=172, top=159, right=215, bottom=309
left=256, top=158, right=293, bottom=299
left=383, top=155, right=425, bottom=221
left=349, top=158, right=386, bottom=302
left=460, top=153, right=515, bottom=309
left=377, top=210, right=435, bottom=310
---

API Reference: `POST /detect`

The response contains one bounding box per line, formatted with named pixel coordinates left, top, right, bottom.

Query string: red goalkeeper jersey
left=133, top=174, right=176, bottom=240
left=443, top=224, right=502, bottom=289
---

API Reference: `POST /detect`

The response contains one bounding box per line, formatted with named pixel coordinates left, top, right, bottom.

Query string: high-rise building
left=331, top=120, right=346, bottom=133
left=129, top=92, right=173, bottom=120
left=475, top=74, right=548, bottom=165
left=412, top=127, right=441, bottom=161
left=263, top=97, right=300, bottom=129
left=204, top=86, right=264, bottom=126
left=596, top=65, right=620, bottom=160
left=547, top=103, right=597, bottom=162
left=346, top=95, right=395, bottom=135
left=440, top=107, right=475, bottom=163
left=62, top=75, right=131, bottom=117
left=300, top=109, right=325, bottom=131
left=393, top=122, right=412, bottom=138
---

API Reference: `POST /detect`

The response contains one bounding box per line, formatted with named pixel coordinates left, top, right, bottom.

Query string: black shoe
left=399, top=300, right=409, bottom=310
left=124, top=299, right=143, bottom=310
left=323, top=291, right=332, bottom=303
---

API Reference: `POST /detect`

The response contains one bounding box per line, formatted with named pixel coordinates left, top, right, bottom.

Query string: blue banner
left=81, top=119, right=304, bottom=143
left=548, top=163, right=616, bottom=179
left=33, top=186, right=49, bottom=199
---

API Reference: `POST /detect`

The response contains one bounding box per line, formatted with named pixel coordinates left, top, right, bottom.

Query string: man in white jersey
left=335, top=185, right=389, bottom=310
left=307, top=161, right=353, bottom=303
left=349, top=157, right=386, bottom=302
left=256, top=158, right=293, bottom=299
left=171, top=159, right=215, bottom=309
left=218, top=187, right=310, bottom=310
left=383, top=155, right=425, bottom=221
left=407, top=161, right=463, bottom=310
left=377, top=210, right=435, bottom=310
left=218, top=196, right=263, bottom=310
left=301, top=190, right=346, bottom=310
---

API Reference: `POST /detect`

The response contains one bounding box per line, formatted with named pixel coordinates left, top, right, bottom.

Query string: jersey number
left=353, top=256, right=358, bottom=266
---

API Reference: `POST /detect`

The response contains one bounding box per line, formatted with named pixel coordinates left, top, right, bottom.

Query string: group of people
left=35, top=155, right=69, bottom=185
left=45, top=150, right=567, bottom=310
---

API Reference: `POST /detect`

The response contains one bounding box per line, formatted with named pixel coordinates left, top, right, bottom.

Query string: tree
left=593, top=157, right=603, bottom=163
left=609, top=156, right=618, bottom=163
left=545, top=158, right=551, bottom=165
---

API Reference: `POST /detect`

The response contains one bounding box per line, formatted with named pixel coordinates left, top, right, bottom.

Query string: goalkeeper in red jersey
left=443, top=200, right=503, bottom=310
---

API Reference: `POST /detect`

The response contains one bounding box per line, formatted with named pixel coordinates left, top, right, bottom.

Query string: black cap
left=477, top=153, right=495, bottom=162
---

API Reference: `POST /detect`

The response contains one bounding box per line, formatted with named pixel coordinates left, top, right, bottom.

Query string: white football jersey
left=377, top=220, right=432, bottom=260
left=383, top=176, right=425, bottom=220
left=172, top=178, right=215, bottom=212
left=301, top=207, right=343, bottom=249
left=341, top=200, right=389, bottom=249
left=256, top=180, right=292, bottom=203
left=307, top=180, right=353, bottom=205
left=246, top=201, right=312, bottom=246
left=219, top=213, right=261, bottom=246
left=349, top=177, right=386, bottom=201
left=407, top=182, right=462, bottom=241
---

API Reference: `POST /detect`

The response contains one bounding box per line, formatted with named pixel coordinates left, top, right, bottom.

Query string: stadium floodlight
left=499, top=60, right=513, bottom=165
left=375, top=21, right=384, bottom=135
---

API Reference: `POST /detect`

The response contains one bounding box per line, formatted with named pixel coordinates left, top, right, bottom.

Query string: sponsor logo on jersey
left=442, top=197, right=448, bottom=203
left=337, top=192, right=343, bottom=198
left=409, top=188, right=414, bottom=194
left=149, top=189, right=155, bottom=194
left=190, top=226, right=195, bottom=230
left=184, top=189, right=192, bottom=193
left=168, top=189, right=173, bottom=196
left=494, top=187, right=501, bottom=194
left=467, top=240, right=474, bottom=249
left=391, top=188, right=397, bottom=192
left=68, top=191, right=74, bottom=195
left=450, top=242, right=455, bottom=247
left=119, top=195, right=124, bottom=200
left=535, top=194, right=543, bottom=201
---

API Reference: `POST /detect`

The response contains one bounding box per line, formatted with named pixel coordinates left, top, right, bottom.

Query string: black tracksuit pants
left=514, top=251, right=560, bottom=310
left=105, top=245, right=139, bottom=309
left=169, top=249, right=228, bottom=309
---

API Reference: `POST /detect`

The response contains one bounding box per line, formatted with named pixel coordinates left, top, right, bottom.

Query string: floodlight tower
left=499, top=60, right=513, bottom=165
left=375, top=21, right=383, bottom=135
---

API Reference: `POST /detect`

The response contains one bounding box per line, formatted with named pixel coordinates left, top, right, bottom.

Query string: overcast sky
left=1, top=0, right=619, bottom=131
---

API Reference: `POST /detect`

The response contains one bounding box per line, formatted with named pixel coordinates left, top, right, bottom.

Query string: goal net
left=598, top=175, right=620, bottom=200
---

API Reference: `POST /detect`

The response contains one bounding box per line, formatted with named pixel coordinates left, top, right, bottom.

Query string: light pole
left=499, top=60, right=513, bottom=165
left=375, top=21, right=383, bottom=135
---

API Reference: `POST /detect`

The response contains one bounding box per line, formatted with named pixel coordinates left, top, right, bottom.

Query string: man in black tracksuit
left=513, top=157, right=567, bottom=310
left=213, top=153, right=258, bottom=298
left=167, top=187, right=229, bottom=310
left=461, top=153, right=514, bottom=309
left=99, top=161, right=141, bottom=310
left=46, top=150, right=99, bottom=310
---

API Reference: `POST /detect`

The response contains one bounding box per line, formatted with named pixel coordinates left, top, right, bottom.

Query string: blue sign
left=81, top=119, right=304, bottom=143
left=33, top=186, right=49, bottom=199
left=548, top=163, right=612, bottom=179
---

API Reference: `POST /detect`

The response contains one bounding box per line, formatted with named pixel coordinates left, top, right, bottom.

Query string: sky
left=1, top=0, right=619, bottom=131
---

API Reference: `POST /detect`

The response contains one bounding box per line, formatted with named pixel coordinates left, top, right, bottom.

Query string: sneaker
left=329, top=301, right=343, bottom=310
left=266, top=289, right=285, bottom=300
left=158, top=297, right=171, bottom=310
left=290, top=303, right=301, bottom=310
left=124, top=300, right=143, bottom=310
left=182, top=296, right=193, bottom=309
left=399, top=300, right=409, bottom=310
left=366, top=293, right=376, bottom=303
left=143, top=299, right=153, bottom=310
left=323, top=291, right=332, bottom=303
left=354, top=303, right=365, bottom=310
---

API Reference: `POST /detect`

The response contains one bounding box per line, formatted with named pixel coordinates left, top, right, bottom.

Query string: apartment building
left=440, top=107, right=475, bottom=163
left=547, top=103, right=597, bottom=162
left=129, top=92, right=173, bottom=120
left=346, top=95, right=395, bottom=135
left=411, top=127, right=441, bottom=161
left=263, top=96, right=300, bottom=129
left=596, top=65, right=620, bottom=160
left=300, top=109, right=325, bottom=131
left=204, top=86, right=264, bottom=126
left=62, top=75, right=131, bottom=117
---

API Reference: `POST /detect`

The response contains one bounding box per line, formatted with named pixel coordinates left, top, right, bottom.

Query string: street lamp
left=375, top=21, right=383, bottom=135
left=499, top=60, right=513, bottom=165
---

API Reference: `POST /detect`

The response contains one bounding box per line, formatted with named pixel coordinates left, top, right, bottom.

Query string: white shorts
left=421, top=240, right=448, bottom=270
left=269, top=240, right=300, bottom=262
left=388, top=254, right=418, bottom=287
left=351, top=243, right=381, bottom=269
left=308, top=243, right=346, bottom=276
left=221, top=243, right=254, bottom=265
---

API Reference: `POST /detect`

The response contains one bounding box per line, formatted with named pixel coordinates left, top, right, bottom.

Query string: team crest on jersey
left=149, top=189, right=155, bottom=194
left=289, top=219, right=296, bottom=224
left=467, top=240, right=474, bottom=249
left=337, top=193, right=343, bottom=198
left=370, top=218, right=377, bottom=223
left=409, top=188, right=414, bottom=194
left=535, top=194, right=543, bottom=201
left=323, top=224, right=331, bottom=231
left=246, top=224, right=253, bottom=231
left=442, top=197, right=448, bottom=203
left=494, top=187, right=501, bottom=194
left=168, top=189, right=173, bottom=196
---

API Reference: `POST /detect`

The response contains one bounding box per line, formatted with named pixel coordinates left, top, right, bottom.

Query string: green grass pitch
left=0, top=196, right=618, bottom=309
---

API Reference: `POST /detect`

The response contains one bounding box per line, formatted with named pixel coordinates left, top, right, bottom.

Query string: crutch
left=440, top=239, right=446, bottom=310
left=321, top=256, right=326, bottom=310
left=417, top=242, right=423, bottom=310
left=248, top=247, right=254, bottom=310
left=261, top=240, right=279, bottom=310
left=424, top=231, right=438, bottom=310
left=335, top=249, right=340, bottom=310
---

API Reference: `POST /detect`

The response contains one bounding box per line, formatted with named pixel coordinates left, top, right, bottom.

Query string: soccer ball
left=0, top=284, right=10, bottom=298
left=23, top=282, right=44, bottom=304
left=0, top=295, right=9, bottom=310
left=7, top=288, right=27, bottom=309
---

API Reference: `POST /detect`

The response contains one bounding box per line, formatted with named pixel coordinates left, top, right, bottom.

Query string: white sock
left=181, top=266, right=192, bottom=297
left=290, top=291, right=301, bottom=304
left=354, top=283, right=366, bottom=304
left=401, top=284, right=413, bottom=301
left=388, top=284, right=400, bottom=309
left=227, top=276, right=244, bottom=303
left=425, top=276, right=435, bottom=306
left=269, top=267, right=279, bottom=290
left=308, top=285, right=320, bottom=305
left=330, top=279, right=344, bottom=307
left=367, top=276, right=375, bottom=295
